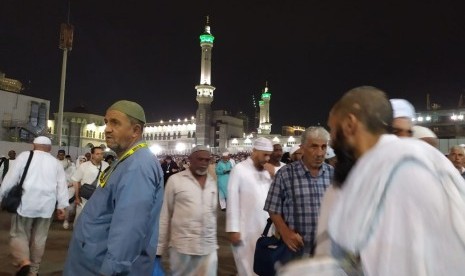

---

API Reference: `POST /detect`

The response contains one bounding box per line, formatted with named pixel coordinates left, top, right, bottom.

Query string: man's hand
left=75, top=196, right=81, bottom=205
left=56, top=209, right=65, bottom=220
left=228, top=232, right=242, bottom=246
left=263, top=163, right=276, bottom=178
left=281, top=228, right=304, bottom=252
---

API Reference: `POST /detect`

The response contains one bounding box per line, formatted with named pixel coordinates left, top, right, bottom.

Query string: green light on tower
left=261, top=92, right=271, bottom=99
left=200, top=34, right=215, bottom=43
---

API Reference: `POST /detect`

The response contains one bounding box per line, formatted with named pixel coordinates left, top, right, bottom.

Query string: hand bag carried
left=1, top=151, right=34, bottom=213
left=254, top=218, right=302, bottom=276
left=79, top=164, right=101, bottom=200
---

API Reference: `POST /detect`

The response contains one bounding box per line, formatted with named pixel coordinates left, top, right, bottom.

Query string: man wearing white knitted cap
left=412, top=125, right=438, bottom=148
left=226, top=137, right=274, bottom=275
left=390, top=98, right=415, bottom=137
left=289, top=144, right=303, bottom=162
left=0, top=136, right=68, bottom=276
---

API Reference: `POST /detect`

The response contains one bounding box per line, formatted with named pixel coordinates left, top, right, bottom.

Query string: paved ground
left=0, top=209, right=237, bottom=276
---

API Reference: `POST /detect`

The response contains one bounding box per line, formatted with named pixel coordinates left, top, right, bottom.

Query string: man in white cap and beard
left=0, top=136, right=68, bottom=276
left=157, top=145, right=218, bottom=275
left=390, top=98, right=415, bottom=137
left=226, top=137, right=274, bottom=275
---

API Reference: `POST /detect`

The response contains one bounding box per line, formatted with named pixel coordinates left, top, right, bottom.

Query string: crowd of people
left=0, top=86, right=465, bottom=276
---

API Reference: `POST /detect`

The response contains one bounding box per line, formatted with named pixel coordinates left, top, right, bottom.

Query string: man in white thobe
left=226, top=137, right=274, bottom=276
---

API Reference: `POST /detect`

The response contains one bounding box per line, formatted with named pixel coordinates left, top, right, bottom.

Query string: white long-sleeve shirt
left=0, top=150, right=69, bottom=218
left=157, top=169, right=218, bottom=256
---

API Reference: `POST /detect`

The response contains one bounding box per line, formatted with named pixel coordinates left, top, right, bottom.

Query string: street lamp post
left=57, top=23, right=73, bottom=146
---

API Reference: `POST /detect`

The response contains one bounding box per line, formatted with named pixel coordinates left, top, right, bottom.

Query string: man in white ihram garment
left=281, top=86, right=465, bottom=276
left=325, top=86, right=465, bottom=275
left=226, top=137, right=274, bottom=275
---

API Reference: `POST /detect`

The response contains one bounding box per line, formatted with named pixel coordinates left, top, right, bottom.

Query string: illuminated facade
left=0, top=73, right=23, bottom=93
left=48, top=106, right=106, bottom=148
left=414, top=108, right=465, bottom=138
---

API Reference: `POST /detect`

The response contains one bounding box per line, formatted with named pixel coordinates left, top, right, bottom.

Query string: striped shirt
left=264, top=160, right=334, bottom=254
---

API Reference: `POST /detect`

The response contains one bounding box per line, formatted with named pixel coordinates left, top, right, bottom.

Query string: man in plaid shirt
left=264, top=126, right=334, bottom=256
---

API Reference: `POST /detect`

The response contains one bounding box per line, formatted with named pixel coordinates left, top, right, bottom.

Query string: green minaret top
left=261, top=81, right=271, bottom=100
left=199, top=15, right=215, bottom=43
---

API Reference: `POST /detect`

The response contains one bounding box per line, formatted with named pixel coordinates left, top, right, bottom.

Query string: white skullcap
left=33, top=136, right=52, bottom=145
left=459, top=144, right=465, bottom=148
left=222, top=151, right=230, bottom=157
left=412, top=126, right=437, bottom=139
left=390, top=99, right=415, bottom=119
left=326, top=146, right=336, bottom=159
left=290, top=145, right=301, bottom=155
left=253, top=137, right=273, bottom=152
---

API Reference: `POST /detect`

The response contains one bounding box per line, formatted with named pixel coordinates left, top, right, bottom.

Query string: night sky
left=2, top=0, right=465, bottom=133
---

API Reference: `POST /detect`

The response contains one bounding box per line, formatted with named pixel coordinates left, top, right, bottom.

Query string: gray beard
left=195, top=169, right=208, bottom=176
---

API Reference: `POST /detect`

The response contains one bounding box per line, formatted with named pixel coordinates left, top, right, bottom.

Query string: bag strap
left=0, top=158, right=5, bottom=178
left=262, top=217, right=274, bottom=236
left=91, top=163, right=102, bottom=187
left=18, top=151, right=34, bottom=188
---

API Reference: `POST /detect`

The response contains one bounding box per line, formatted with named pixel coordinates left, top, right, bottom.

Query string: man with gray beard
left=157, top=145, right=218, bottom=276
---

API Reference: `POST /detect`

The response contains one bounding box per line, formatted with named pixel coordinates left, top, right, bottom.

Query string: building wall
left=0, top=89, right=50, bottom=142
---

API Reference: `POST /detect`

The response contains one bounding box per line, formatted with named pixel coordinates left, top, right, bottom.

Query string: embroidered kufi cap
left=253, top=137, right=273, bottom=152
left=222, top=151, right=230, bottom=157
left=33, top=136, right=52, bottom=145
left=108, top=100, right=146, bottom=124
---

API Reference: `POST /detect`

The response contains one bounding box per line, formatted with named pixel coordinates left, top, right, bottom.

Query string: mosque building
left=143, top=18, right=304, bottom=154
left=0, top=17, right=304, bottom=154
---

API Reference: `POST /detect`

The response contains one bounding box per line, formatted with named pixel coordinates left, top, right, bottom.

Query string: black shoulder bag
left=1, top=151, right=34, bottom=213
left=254, top=167, right=303, bottom=276
left=79, top=163, right=102, bottom=200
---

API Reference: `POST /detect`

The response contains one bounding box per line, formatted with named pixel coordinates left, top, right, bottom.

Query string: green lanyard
left=99, top=142, right=148, bottom=187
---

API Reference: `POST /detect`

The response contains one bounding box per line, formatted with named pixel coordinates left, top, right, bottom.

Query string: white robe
left=329, top=134, right=465, bottom=276
left=226, top=157, right=273, bottom=276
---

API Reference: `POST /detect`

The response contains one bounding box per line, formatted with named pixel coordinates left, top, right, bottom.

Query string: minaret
left=195, top=16, right=216, bottom=146
left=258, top=82, right=272, bottom=134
